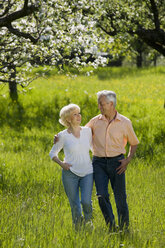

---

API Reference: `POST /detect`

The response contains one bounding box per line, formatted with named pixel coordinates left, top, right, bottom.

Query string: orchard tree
left=0, top=0, right=46, bottom=101
left=90, top=0, right=165, bottom=56
left=0, top=0, right=107, bottom=101
left=50, top=0, right=165, bottom=65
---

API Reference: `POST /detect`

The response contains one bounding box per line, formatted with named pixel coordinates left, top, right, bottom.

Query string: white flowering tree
left=0, top=0, right=108, bottom=101
left=0, top=0, right=164, bottom=100
left=88, top=0, right=165, bottom=55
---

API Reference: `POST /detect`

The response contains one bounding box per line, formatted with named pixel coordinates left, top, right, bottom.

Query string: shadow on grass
left=0, top=98, right=59, bottom=130
left=0, top=95, right=98, bottom=130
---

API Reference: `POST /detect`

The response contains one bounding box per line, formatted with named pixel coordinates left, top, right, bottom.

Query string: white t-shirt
left=49, top=127, right=93, bottom=177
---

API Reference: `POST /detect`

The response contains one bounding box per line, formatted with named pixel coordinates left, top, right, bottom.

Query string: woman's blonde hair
left=59, top=103, right=80, bottom=127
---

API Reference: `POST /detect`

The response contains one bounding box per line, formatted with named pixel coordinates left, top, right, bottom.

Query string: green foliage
left=0, top=67, right=165, bottom=247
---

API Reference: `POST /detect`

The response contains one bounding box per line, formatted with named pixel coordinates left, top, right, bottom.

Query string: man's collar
left=99, top=111, right=122, bottom=121
left=98, top=114, right=106, bottom=120
left=115, top=112, right=122, bottom=121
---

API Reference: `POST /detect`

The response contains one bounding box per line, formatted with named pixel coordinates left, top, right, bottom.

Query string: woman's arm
left=52, top=156, right=72, bottom=170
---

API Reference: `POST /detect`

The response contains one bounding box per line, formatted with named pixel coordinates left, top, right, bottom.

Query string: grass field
left=0, top=66, right=165, bottom=247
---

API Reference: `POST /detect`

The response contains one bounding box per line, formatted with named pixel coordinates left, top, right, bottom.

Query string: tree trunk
left=9, top=65, right=18, bottom=101
left=136, top=52, right=143, bottom=68
left=153, top=54, right=157, bottom=66
left=136, top=40, right=143, bottom=68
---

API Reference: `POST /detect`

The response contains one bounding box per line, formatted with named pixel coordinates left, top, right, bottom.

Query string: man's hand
left=54, top=134, right=59, bottom=144
left=116, top=145, right=137, bottom=175
left=116, top=158, right=131, bottom=175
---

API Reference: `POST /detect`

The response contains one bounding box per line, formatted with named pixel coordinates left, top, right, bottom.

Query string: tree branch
left=136, top=28, right=165, bottom=55
left=0, top=2, right=11, bottom=18
left=0, top=2, right=38, bottom=28
left=150, top=0, right=160, bottom=30
left=19, top=76, right=39, bottom=88
left=0, top=79, right=10, bottom=83
left=6, top=23, right=39, bottom=44
left=97, top=22, right=117, bottom=36
left=24, top=0, right=29, bottom=9
left=96, top=12, right=117, bottom=36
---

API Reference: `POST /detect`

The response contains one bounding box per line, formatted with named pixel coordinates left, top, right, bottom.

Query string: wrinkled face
left=68, top=108, right=81, bottom=126
left=98, top=96, right=113, bottom=115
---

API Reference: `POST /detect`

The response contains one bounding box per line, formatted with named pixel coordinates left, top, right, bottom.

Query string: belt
left=94, top=154, right=123, bottom=159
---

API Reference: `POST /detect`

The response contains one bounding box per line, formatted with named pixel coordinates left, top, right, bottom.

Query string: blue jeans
left=62, top=169, right=93, bottom=226
left=92, top=155, right=129, bottom=229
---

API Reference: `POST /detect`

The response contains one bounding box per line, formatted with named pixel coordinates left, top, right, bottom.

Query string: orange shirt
left=86, top=112, right=139, bottom=157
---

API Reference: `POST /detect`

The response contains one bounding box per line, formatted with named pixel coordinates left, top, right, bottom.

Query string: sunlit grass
left=0, top=66, right=165, bottom=247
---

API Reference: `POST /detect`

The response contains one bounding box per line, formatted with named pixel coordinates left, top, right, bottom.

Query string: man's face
left=98, top=96, right=113, bottom=115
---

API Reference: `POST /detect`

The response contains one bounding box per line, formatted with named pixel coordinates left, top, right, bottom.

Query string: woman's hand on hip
left=61, top=162, right=72, bottom=170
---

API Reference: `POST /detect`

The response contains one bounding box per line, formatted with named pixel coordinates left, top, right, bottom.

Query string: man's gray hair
left=97, top=90, right=117, bottom=107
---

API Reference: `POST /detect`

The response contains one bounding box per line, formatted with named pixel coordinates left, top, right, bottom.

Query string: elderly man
left=86, top=90, right=139, bottom=231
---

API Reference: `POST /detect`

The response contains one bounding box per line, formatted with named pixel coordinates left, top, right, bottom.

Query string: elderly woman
left=49, top=103, right=93, bottom=229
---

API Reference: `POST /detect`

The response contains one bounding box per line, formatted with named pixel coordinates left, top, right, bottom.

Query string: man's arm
left=116, top=145, right=138, bottom=175
left=54, top=134, right=59, bottom=144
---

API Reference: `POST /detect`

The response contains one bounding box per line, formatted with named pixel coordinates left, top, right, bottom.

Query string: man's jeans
left=92, top=155, right=129, bottom=229
left=62, top=169, right=93, bottom=226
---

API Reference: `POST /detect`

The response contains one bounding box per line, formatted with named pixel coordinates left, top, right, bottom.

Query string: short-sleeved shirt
left=49, top=127, right=93, bottom=177
left=86, top=112, right=139, bottom=157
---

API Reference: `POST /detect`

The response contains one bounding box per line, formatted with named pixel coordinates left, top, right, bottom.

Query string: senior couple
left=49, top=90, right=139, bottom=231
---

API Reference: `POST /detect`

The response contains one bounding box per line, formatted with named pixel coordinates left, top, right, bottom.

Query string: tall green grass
left=0, top=66, right=165, bottom=247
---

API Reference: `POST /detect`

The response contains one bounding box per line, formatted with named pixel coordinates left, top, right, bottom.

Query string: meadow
left=0, top=66, right=165, bottom=248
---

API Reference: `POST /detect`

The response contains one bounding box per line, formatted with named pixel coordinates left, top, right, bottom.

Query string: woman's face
left=68, top=108, right=81, bottom=126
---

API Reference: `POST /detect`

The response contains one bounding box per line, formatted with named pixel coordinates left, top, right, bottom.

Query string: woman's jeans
left=92, top=155, right=129, bottom=229
left=62, top=169, right=93, bottom=226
